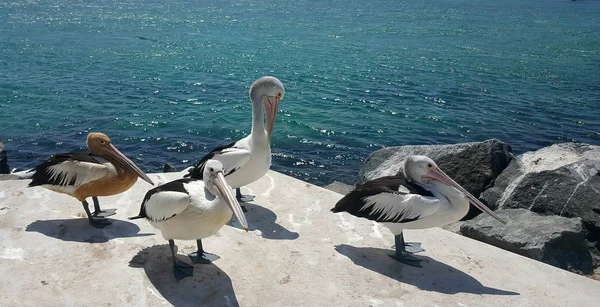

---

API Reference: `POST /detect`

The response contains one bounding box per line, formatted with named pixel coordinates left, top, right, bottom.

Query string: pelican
left=331, top=155, right=506, bottom=266
left=185, top=76, right=285, bottom=208
left=28, top=132, right=154, bottom=228
left=130, top=160, right=248, bottom=280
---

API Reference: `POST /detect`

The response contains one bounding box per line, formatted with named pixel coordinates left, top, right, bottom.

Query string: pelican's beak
left=105, top=144, right=154, bottom=185
left=213, top=171, right=249, bottom=231
left=262, top=95, right=281, bottom=138
left=422, top=168, right=506, bottom=224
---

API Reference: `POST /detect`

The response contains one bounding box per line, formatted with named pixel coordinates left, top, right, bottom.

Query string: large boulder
left=357, top=139, right=512, bottom=219
left=460, top=209, right=594, bottom=274
left=0, top=138, right=9, bottom=174
left=481, top=143, right=600, bottom=248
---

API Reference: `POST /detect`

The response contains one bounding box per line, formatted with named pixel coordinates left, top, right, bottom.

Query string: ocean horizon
left=1, top=0, right=599, bottom=185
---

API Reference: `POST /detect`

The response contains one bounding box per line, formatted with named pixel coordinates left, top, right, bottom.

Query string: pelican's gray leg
left=91, top=196, right=116, bottom=218
left=391, top=232, right=425, bottom=254
left=236, top=188, right=252, bottom=212
left=388, top=233, right=423, bottom=267
left=170, top=240, right=193, bottom=281
left=82, top=200, right=111, bottom=229
left=188, top=239, right=220, bottom=264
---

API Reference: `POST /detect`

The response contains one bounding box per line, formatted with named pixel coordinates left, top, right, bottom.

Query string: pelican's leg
left=170, top=240, right=193, bottom=281
left=188, top=239, right=220, bottom=264
left=91, top=196, right=117, bottom=218
left=82, top=200, right=111, bottom=229
left=388, top=233, right=423, bottom=267
left=236, top=188, right=252, bottom=212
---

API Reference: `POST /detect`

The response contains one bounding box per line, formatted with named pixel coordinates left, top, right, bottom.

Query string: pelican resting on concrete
left=331, top=155, right=506, bottom=266
left=28, top=132, right=154, bottom=228
left=185, top=76, right=285, bottom=209
left=130, top=160, right=249, bottom=280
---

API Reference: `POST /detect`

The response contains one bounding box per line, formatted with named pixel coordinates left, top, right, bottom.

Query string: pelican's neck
left=102, top=156, right=133, bottom=178
left=427, top=181, right=469, bottom=209
left=250, top=96, right=267, bottom=140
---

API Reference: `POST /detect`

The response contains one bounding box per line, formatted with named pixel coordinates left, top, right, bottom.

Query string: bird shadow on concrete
left=335, top=244, right=520, bottom=296
left=25, top=218, right=153, bottom=243
left=227, top=202, right=299, bottom=240
left=129, top=244, right=240, bottom=307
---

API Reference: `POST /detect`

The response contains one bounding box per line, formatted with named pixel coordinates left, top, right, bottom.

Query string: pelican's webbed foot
left=92, top=197, right=117, bottom=217
left=236, top=188, right=255, bottom=207
left=404, top=242, right=425, bottom=254
left=389, top=233, right=424, bottom=267
left=188, top=239, right=220, bottom=264
left=169, top=240, right=194, bottom=281
left=82, top=200, right=112, bottom=229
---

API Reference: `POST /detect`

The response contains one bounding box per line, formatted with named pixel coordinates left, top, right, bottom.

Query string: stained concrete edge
left=0, top=170, right=599, bottom=306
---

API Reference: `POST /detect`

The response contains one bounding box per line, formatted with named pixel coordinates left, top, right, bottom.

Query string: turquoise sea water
left=1, top=0, right=599, bottom=185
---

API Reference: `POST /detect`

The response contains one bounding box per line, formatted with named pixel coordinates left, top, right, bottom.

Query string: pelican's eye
left=208, top=168, right=214, bottom=173
left=426, top=163, right=434, bottom=170
left=277, top=92, right=282, bottom=98
left=100, top=140, right=106, bottom=145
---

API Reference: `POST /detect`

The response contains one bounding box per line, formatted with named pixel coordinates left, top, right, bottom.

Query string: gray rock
left=481, top=143, right=600, bottom=249
left=0, top=139, right=9, bottom=174
left=460, top=208, right=594, bottom=274
left=323, top=181, right=354, bottom=195
left=357, top=139, right=512, bottom=219
left=162, top=163, right=178, bottom=173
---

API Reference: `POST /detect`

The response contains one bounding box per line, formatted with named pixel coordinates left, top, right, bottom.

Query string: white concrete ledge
left=1, top=171, right=599, bottom=306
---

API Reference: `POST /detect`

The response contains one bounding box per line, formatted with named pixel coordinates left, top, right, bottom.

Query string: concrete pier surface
left=1, top=170, right=599, bottom=306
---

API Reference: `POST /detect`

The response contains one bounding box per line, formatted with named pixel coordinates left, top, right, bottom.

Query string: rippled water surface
left=1, top=0, right=599, bottom=185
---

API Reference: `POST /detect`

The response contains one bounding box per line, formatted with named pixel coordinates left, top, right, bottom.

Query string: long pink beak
left=423, top=168, right=506, bottom=224
left=212, top=171, right=248, bottom=231
left=105, top=144, right=154, bottom=185
left=262, top=95, right=281, bottom=138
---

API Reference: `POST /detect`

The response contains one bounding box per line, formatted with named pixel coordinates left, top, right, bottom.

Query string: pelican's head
left=203, top=160, right=249, bottom=231
left=249, top=76, right=285, bottom=138
left=86, top=132, right=154, bottom=185
left=403, top=155, right=506, bottom=224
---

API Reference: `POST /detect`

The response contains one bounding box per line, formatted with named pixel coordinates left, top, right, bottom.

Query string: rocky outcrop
left=460, top=209, right=593, bottom=274
left=0, top=138, right=9, bottom=174
left=162, top=163, right=178, bottom=173
left=481, top=143, right=600, bottom=249
left=357, top=139, right=512, bottom=219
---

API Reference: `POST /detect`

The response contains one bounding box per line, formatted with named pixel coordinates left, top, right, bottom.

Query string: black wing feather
left=28, top=152, right=103, bottom=187
left=331, top=175, right=434, bottom=223
left=129, top=178, right=197, bottom=220
left=185, top=141, right=237, bottom=179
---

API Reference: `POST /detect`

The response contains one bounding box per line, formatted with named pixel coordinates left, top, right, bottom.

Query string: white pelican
left=130, top=160, right=249, bottom=280
left=28, top=132, right=154, bottom=228
left=331, top=155, right=506, bottom=266
left=185, top=76, right=285, bottom=208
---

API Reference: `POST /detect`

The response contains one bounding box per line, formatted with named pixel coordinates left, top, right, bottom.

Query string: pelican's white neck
left=427, top=181, right=469, bottom=209
left=250, top=96, right=267, bottom=139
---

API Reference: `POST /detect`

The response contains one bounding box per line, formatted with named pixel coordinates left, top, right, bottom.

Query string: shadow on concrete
left=26, top=218, right=152, bottom=243
left=129, top=244, right=239, bottom=307
left=227, top=202, right=299, bottom=240
left=335, top=244, right=520, bottom=296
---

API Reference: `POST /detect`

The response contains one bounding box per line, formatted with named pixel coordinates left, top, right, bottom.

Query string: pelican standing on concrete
left=28, top=132, right=154, bottom=228
left=130, top=160, right=248, bottom=280
left=331, top=155, right=506, bottom=266
left=185, top=76, right=285, bottom=207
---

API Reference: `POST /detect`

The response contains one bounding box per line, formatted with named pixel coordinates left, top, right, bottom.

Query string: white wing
left=143, top=190, right=191, bottom=222
left=212, top=147, right=251, bottom=175
left=46, top=161, right=112, bottom=187
left=361, top=193, right=440, bottom=223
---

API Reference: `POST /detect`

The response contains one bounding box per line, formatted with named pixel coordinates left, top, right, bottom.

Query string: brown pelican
left=185, top=76, right=285, bottom=208
left=331, top=155, right=506, bottom=266
left=28, top=132, right=154, bottom=228
left=130, top=160, right=249, bottom=280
